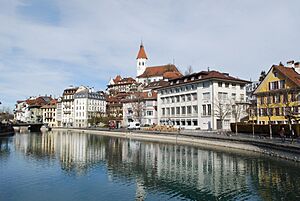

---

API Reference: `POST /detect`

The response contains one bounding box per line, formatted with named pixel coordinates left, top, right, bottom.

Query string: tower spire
left=136, top=42, right=148, bottom=59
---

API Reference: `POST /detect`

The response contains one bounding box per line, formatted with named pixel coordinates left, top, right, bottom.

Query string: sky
left=0, top=0, right=300, bottom=109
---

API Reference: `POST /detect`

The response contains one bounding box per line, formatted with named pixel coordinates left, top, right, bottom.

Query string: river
left=1, top=130, right=300, bottom=201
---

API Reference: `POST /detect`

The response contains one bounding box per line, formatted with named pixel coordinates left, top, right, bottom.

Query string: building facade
left=107, top=75, right=137, bottom=94
left=157, top=70, right=250, bottom=130
left=41, top=99, right=57, bottom=127
left=62, top=86, right=78, bottom=127
left=122, top=91, right=158, bottom=127
left=74, top=86, right=106, bottom=128
left=14, top=96, right=52, bottom=123
left=254, top=61, right=300, bottom=124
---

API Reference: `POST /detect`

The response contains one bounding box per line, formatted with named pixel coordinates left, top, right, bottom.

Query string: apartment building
left=62, top=86, right=78, bottom=127
left=74, top=86, right=106, bottom=128
left=254, top=61, right=300, bottom=124
left=41, top=99, right=57, bottom=127
left=157, top=70, right=250, bottom=130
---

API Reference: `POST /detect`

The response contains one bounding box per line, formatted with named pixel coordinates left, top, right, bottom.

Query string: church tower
left=136, top=42, right=148, bottom=77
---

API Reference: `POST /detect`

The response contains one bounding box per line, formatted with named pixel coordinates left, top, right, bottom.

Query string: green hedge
left=230, top=123, right=300, bottom=137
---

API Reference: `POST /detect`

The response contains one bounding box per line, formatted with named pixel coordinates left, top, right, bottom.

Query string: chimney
left=294, top=61, right=300, bottom=74
left=287, top=60, right=294, bottom=67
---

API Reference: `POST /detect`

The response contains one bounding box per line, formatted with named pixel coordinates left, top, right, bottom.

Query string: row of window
left=268, top=80, right=285, bottom=90
left=218, top=82, right=244, bottom=89
left=160, top=83, right=202, bottom=95
left=259, top=93, right=300, bottom=104
left=160, top=119, right=198, bottom=126
left=75, top=100, right=105, bottom=105
left=63, top=95, right=74, bottom=100
left=162, top=105, right=198, bottom=116
left=162, top=82, right=245, bottom=95
left=258, top=106, right=299, bottom=116
left=218, top=92, right=245, bottom=101
left=76, top=112, right=85, bottom=117
left=161, top=93, right=197, bottom=104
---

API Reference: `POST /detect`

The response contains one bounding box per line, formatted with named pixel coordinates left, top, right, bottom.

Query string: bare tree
left=214, top=97, right=232, bottom=130
left=232, top=102, right=245, bottom=135
left=184, top=65, right=193, bottom=75
left=131, top=92, right=145, bottom=123
left=260, top=93, right=273, bottom=139
left=247, top=101, right=257, bottom=137
left=283, top=88, right=299, bottom=138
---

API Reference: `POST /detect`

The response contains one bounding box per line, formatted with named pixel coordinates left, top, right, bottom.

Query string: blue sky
left=0, top=0, right=300, bottom=109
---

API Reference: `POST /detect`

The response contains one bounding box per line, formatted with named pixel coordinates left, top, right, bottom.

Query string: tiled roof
left=110, top=75, right=136, bottom=86
left=137, top=64, right=182, bottom=79
left=172, top=70, right=249, bottom=83
left=26, top=96, right=52, bottom=107
left=157, top=70, right=250, bottom=89
left=121, top=91, right=157, bottom=103
left=113, top=75, right=122, bottom=82
left=136, top=44, right=148, bottom=59
left=274, top=65, right=300, bottom=87
left=144, top=80, right=169, bottom=90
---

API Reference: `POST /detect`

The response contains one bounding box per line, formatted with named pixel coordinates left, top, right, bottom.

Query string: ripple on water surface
left=1, top=132, right=300, bottom=201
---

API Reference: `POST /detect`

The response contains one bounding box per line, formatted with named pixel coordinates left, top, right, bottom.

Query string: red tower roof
left=136, top=43, right=148, bottom=59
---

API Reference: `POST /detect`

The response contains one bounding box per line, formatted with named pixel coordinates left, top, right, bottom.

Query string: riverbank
left=53, top=128, right=300, bottom=162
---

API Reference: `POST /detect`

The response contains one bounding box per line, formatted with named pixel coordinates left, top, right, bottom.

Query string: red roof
left=136, top=44, right=148, bottom=59
left=137, top=64, right=182, bottom=79
left=110, top=75, right=136, bottom=86
left=274, top=65, right=300, bottom=86
left=26, top=96, right=53, bottom=107
left=114, top=75, right=122, bottom=82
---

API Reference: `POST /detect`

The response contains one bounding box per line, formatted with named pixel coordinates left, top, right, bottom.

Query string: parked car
left=127, top=122, right=141, bottom=130
left=109, top=121, right=116, bottom=130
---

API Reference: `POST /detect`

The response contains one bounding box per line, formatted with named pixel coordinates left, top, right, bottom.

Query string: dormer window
left=184, top=78, right=188, bottom=82
left=176, top=80, right=179, bottom=84
left=191, top=77, right=195, bottom=81
left=274, top=71, right=278, bottom=77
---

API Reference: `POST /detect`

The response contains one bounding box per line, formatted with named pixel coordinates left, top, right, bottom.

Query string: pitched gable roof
left=254, top=64, right=300, bottom=94
left=136, top=64, right=182, bottom=79
left=274, top=65, right=300, bottom=86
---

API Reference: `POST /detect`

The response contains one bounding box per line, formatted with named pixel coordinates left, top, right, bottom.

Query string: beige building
left=41, top=99, right=57, bottom=127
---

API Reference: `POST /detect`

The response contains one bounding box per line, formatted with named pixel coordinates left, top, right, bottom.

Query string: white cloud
left=0, top=0, right=300, bottom=108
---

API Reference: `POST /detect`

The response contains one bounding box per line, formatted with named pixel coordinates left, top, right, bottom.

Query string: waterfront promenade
left=53, top=127, right=300, bottom=162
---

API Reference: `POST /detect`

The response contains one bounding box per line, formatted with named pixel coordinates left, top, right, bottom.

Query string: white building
left=14, top=100, right=27, bottom=122
left=62, top=86, right=78, bottom=127
left=122, top=90, right=158, bottom=127
left=74, top=86, right=106, bottom=128
left=55, top=98, right=62, bottom=127
left=157, top=70, right=250, bottom=130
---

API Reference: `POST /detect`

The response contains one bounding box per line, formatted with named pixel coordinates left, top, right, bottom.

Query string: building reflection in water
left=13, top=131, right=300, bottom=200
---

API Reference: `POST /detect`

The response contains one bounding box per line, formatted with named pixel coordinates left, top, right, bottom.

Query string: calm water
left=1, top=131, right=300, bottom=201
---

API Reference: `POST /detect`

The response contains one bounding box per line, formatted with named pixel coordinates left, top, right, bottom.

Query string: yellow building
left=254, top=62, right=300, bottom=124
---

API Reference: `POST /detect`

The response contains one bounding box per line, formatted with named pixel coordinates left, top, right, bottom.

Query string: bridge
left=12, top=123, right=44, bottom=132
